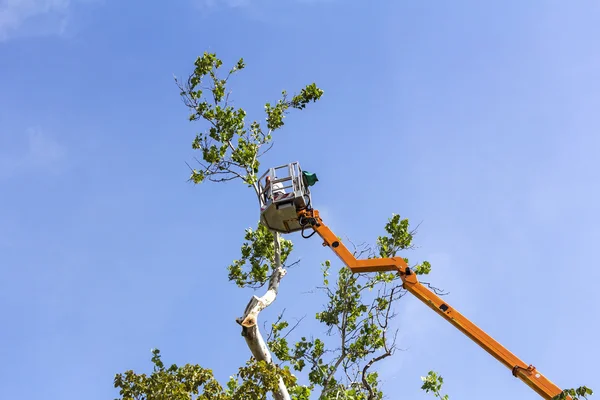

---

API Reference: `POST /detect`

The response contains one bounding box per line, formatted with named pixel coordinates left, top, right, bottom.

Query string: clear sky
left=1, top=1, right=599, bottom=399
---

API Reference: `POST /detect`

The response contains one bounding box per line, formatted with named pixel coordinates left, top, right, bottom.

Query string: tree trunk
left=236, top=231, right=290, bottom=400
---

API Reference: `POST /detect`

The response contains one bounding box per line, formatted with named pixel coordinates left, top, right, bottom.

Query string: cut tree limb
left=236, top=231, right=291, bottom=400
left=238, top=266, right=287, bottom=327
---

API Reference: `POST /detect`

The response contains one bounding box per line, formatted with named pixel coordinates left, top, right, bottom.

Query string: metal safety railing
left=257, top=162, right=310, bottom=208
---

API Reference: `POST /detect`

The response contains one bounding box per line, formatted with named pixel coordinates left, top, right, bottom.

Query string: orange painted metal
left=297, top=208, right=565, bottom=400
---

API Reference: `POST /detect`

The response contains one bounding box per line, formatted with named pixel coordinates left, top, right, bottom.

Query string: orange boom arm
left=298, top=208, right=565, bottom=400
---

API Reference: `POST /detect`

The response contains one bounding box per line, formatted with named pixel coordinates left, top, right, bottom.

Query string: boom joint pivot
left=512, top=364, right=537, bottom=378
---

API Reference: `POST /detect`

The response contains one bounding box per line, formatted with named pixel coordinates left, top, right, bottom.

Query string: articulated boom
left=297, top=208, right=565, bottom=400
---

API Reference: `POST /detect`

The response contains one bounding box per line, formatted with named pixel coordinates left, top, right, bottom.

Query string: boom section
left=297, top=208, right=565, bottom=400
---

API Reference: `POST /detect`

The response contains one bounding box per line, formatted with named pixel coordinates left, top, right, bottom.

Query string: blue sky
left=1, top=0, right=599, bottom=398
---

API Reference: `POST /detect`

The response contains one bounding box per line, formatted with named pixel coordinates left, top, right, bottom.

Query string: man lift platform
left=257, top=161, right=570, bottom=400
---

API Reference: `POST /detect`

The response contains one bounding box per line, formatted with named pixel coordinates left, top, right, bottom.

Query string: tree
left=113, top=52, right=592, bottom=400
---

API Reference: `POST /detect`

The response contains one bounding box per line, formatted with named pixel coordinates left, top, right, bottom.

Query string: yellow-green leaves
left=414, top=260, right=432, bottom=275
left=114, top=348, right=225, bottom=400
left=114, top=349, right=304, bottom=400
left=227, top=224, right=293, bottom=288
left=421, top=371, right=450, bottom=400
left=375, top=213, right=432, bottom=275
left=190, top=169, right=205, bottom=184
left=264, top=85, right=324, bottom=131
left=553, top=386, right=594, bottom=400
left=230, top=58, right=245, bottom=74
left=376, top=213, right=413, bottom=257
left=290, top=83, right=324, bottom=110
left=176, top=52, right=323, bottom=187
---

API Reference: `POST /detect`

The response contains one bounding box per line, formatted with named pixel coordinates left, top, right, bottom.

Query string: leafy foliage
left=376, top=213, right=414, bottom=257
left=113, top=348, right=298, bottom=400
left=175, top=52, right=323, bottom=188
left=553, top=386, right=594, bottom=400
left=375, top=213, right=431, bottom=276
left=264, top=263, right=400, bottom=399
left=228, top=224, right=293, bottom=288
left=421, top=371, right=450, bottom=400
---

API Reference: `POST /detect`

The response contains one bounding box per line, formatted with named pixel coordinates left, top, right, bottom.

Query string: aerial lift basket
left=257, top=161, right=317, bottom=234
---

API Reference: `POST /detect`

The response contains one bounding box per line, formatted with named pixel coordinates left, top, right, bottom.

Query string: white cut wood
left=236, top=231, right=290, bottom=400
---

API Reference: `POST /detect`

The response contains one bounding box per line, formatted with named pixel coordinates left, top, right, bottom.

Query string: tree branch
left=235, top=232, right=291, bottom=400
left=237, top=266, right=287, bottom=328
left=361, top=287, right=400, bottom=399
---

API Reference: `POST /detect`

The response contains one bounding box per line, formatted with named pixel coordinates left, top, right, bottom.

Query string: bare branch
left=361, top=287, right=400, bottom=399
left=283, top=258, right=301, bottom=270
left=282, top=316, right=306, bottom=340
left=257, top=141, right=275, bottom=157
left=420, top=281, right=449, bottom=296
